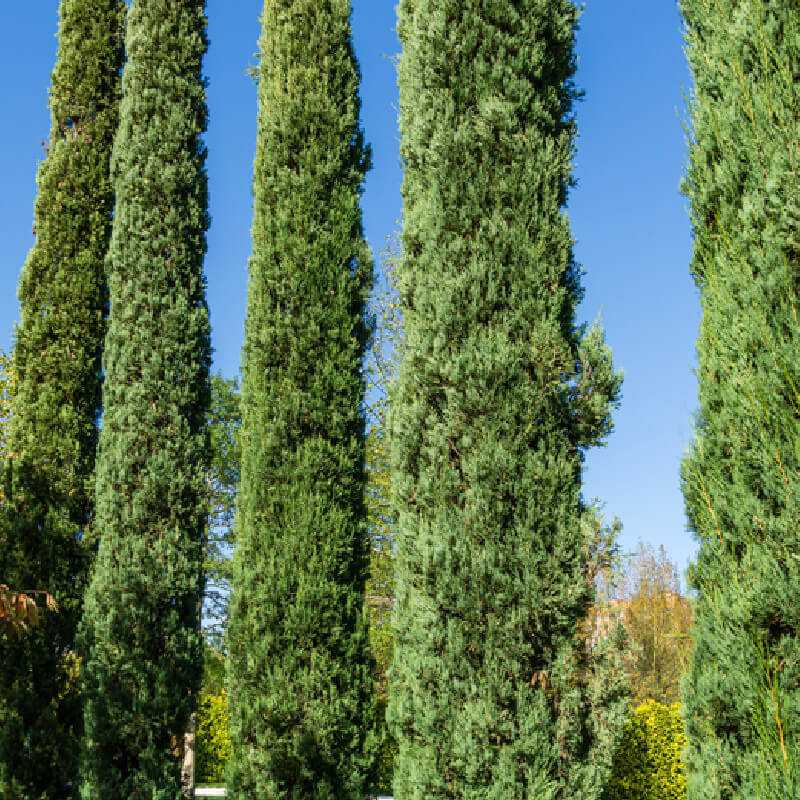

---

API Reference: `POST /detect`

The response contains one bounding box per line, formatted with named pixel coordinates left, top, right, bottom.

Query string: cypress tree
left=225, top=1, right=375, bottom=797
left=0, top=2, right=124, bottom=797
left=79, top=0, right=210, bottom=796
left=680, top=3, right=800, bottom=797
left=389, top=2, right=623, bottom=798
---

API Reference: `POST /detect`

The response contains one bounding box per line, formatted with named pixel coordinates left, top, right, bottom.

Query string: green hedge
left=197, top=689, right=687, bottom=797
left=196, top=690, right=231, bottom=785
left=604, top=701, right=687, bottom=800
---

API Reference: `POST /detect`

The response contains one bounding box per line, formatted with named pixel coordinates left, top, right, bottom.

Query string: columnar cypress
left=0, top=3, right=123, bottom=797
left=389, top=3, right=623, bottom=798
left=680, top=3, right=800, bottom=797
left=79, top=0, right=210, bottom=796
left=225, top=2, right=375, bottom=797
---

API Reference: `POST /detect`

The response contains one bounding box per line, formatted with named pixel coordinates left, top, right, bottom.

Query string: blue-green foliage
left=680, top=2, right=800, bottom=798
left=389, top=2, right=625, bottom=798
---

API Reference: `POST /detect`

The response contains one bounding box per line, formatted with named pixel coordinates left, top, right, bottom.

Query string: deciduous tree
left=618, top=544, right=692, bottom=706
left=0, top=587, right=57, bottom=639
left=203, top=374, right=241, bottom=649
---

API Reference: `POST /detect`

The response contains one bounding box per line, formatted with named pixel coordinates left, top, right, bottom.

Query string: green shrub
left=604, top=701, right=687, bottom=800
left=197, top=690, right=231, bottom=785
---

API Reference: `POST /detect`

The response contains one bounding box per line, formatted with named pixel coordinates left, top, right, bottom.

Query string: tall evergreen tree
left=389, top=3, right=624, bottom=798
left=79, top=0, right=210, bottom=796
left=680, top=3, right=800, bottom=797
left=225, top=1, right=375, bottom=797
left=0, top=3, right=124, bottom=797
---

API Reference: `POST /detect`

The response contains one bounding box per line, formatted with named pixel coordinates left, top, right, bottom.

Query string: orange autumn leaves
left=0, top=585, right=57, bottom=637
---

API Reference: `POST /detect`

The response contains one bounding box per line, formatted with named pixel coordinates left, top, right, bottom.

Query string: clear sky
left=0, top=2, right=699, bottom=572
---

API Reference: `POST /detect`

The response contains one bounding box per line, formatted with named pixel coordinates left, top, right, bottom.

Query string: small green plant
left=604, top=701, right=687, bottom=800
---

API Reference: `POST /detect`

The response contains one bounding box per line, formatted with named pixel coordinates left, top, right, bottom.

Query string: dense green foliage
left=226, top=1, right=376, bottom=797
left=79, top=0, right=211, bottom=796
left=197, top=689, right=232, bottom=786
left=389, top=2, right=625, bottom=798
left=604, top=701, right=687, bottom=800
left=0, top=2, right=124, bottom=797
left=745, top=648, right=800, bottom=797
left=679, top=3, right=800, bottom=797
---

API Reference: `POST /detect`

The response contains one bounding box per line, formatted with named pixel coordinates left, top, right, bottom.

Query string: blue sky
left=0, top=2, right=699, bottom=571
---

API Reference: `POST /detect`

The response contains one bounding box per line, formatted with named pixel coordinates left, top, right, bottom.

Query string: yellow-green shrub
left=604, top=701, right=687, bottom=800
left=196, top=689, right=231, bottom=784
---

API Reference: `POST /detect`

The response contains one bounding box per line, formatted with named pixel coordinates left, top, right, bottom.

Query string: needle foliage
left=79, top=0, right=211, bottom=796
left=680, top=3, right=800, bottom=797
left=389, top=2, right=624, bottom=798
left=226, top=1, right=376, bottom=797
left=0, top=2, right=124, bottom=797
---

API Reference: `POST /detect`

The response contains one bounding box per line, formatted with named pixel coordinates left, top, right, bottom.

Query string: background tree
left=618, top=544, right=692, bottom=706
left=226, top=1, right=376, bottom=797
left=364, top=241, right=403, bottom=792
left=389, top=2, right=625, bottom=797
left=679, top=2, right=800, bottom=797
left=204, top=374, right=241, bottom=649
left=79, top=0, right=211, bottom=795
left=0, top=2, right=124, bottom=796
left=0, top=352, right=14, bottom=474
